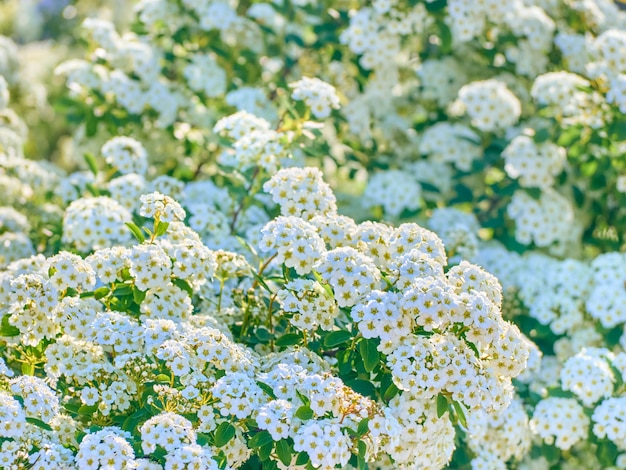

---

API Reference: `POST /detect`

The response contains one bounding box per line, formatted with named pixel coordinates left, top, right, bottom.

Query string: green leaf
left=437, top=20, right=452, bottom=54
left=84, top=152, right=99, bottom=176
left=358, top=440, right=367, bottom=460
left=125, top=222, right=146, bottom=243
left=541, top=443, right=561, bottom=463
left=78, top=405, right=98, bottom=416
left=121, top=408, right=148, bottom=432
left=258, top=441, right=273, bottom=461
left=113, top=284, right=133, bottom=296
left=383, top=382, right=400, bottom=403
left=255, top=327, right=274, bottom=342
left=21, top=362, right=34, bottom=375
left=26, top=417, right=53, bottom=431
left=256, top=381, right=277, bottom=399
left=275, top=439, right=292, bottom=466
left=451, top=400, right=468, bottom=428
left=357, top=418, right=370, bottom=437
left=154, top=221, right=170, bottom=237
left=598, top=439, right=619, bottom=466
left=172, top=278, right=193, bottom=296
left=214, top=422, right=236, bottom=447
left=424, top=0, right=446, bottom=12
left=533, top=128, right=551, bottom=144
left=155, top=374, right=170, bottom=383
left=133, top=287, right=146, bottom=305
left=0, top=314, right=20, bottom=337
left=436, top=393, right=449, bottom=418
left=295, top=405, right=314, bottom=421
left=274, top=333, right=302, bottom=347
left=611, top=120, right=626, bottom=141
left=323, top=330, right=352, bottom=348
left=250, top=270, right=273, bottom=294
left=248, top=430, right=273, bottom=448
left=557, top=126, right=581, bottom=147
left=85, top=113, right=98, bottom=137
left=359, top=338, right=379, bottom=373
left=346, top=379, right=376, bottom=398
left=295, top=452, right=310, bottom=465
left=93, top=287, right=110, bottom=300
left=526, top=188, right=542, bottom=200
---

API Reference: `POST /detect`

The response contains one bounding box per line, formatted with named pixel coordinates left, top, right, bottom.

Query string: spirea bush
left=2, top=0, right=626, bottom=468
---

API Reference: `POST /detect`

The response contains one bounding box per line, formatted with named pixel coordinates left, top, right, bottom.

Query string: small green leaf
left=274, top=333, right=302, bottom=347
left=541, top=443, right=561, bottom=463
left=255, top=327, right=274, bottom=342
left=256, top=381, right=277, bottom=399
left=452, top=400, right=468, bottom=428
left=0, top=314, right=20, bottom=337
left=357, top=418, right=370, bottom=437
left=598, top=439, right=619, bottom=466
left=346, top=379, right=376, bottom=398
left=295, top=406, right=314, bottom=421
left=358, top=440, right=367, bottom=462
left=359, top=338, right=379, bottom=373
left=258, top=441, right=273, bottom=461
left=78, top=405, right=98, bottom=416
left=84, top=152, right=99, bottom=176
left=121, top=408, right=148, bottom=432
left=26, top=417, right=53, bottom=431
left=323, top=330, right=352, bottom=348
left=113, top=284, right=133, bottom=296
left=133, top=287, right=146, bottom=305
left=275, top=439, right=292, bottom=466
left=248, top=430, right=273, bottom=448
left=125, top=222, right=146, bottom=243
left=383, top=382, right=400, bottom=403
left=214, top=422, right=236, bottom=447
left=533, top=128, right=551, bottom=144
left=436, top=393, right=449, bottom=418
left=154, top=221, right=169, bottom=237
left=21, top=362, right=34, bottom=375
left=295, top=452, right=310, bottom=465
left=172, top=278, right=193, bottom=296
left=94, top=287, right=110, bottom=300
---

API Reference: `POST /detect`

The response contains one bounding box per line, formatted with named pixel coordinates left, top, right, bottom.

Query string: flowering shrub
left=2, top=0, right=626, bottom=468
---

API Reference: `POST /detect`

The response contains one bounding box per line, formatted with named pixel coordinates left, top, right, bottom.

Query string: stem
left=252, top=253, right=278, bottom=289
left=267, top=292, right=277, bottom=351
left=217, top=278, right=225, bottom=314
left=230, top=167, right=260, bottom=234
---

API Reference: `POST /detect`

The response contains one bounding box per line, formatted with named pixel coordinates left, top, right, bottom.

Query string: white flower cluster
left=289, top=77, right=340, bottom=119
left=263, top=167, right=337, bottom=220
left=419, top=122, right=482, bottom=172
left=457, top=79, right=522, bottom=132
left=214, top=111, right=290, bottom=173
left=259, top=216, right=325, bottom=275
left=531, top=71, right=606, bottom=127
left=101, top=136, right=148, bottom=175
left=139, top=191, right=186, bottom=223
left=467, top=398, right=532, bottom=466
left=62, top=197, right=132, bottom=252
left=531, top=397, right=590, bottom=450
left=502, top=135, right=566, bottom=188
left=362, top=169, right=422, bottom=217
left=561, top=348, right=616, bottom=407
left=277, top=279, right=339, bottom=331
left=507, top=189, right=576, bottom=248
